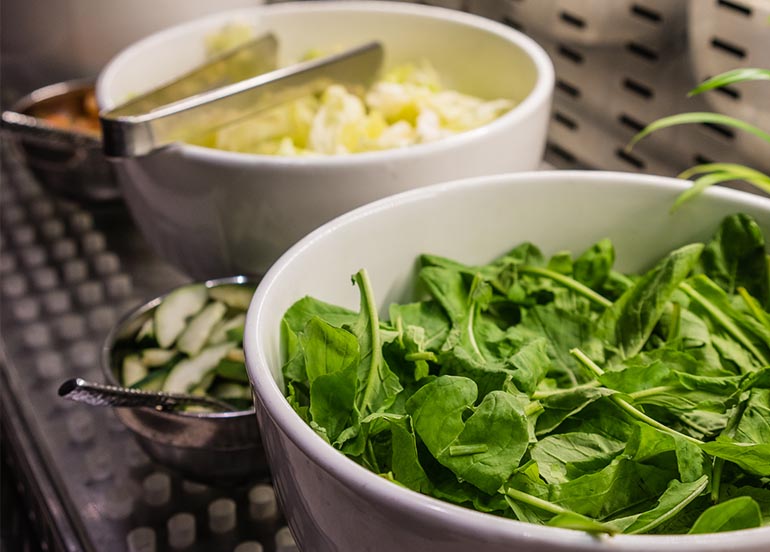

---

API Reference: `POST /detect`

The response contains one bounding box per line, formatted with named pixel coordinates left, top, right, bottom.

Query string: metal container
left=101, top=275, right=268, bottom=485
left=2, top=78, right=120, bottom=202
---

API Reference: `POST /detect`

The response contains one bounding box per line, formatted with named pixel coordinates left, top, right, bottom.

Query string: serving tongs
left=58, top=378, right=239, bottom=412
left=100, top=34, right=384, bottom=157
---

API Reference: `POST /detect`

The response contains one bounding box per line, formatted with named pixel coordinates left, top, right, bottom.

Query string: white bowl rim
left=96, top=0, right=554, bottom=168
left=245, top=170, right=770, bottom=549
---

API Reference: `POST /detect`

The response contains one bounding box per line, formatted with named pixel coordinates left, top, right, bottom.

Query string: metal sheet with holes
left=459, top=0, right=770, bottom=186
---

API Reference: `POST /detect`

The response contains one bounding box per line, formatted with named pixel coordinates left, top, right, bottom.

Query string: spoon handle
left=57, top=378, right=237, bottom=412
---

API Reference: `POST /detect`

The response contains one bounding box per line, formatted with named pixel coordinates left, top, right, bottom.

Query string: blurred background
left=1, top=1, right=768, bottom=551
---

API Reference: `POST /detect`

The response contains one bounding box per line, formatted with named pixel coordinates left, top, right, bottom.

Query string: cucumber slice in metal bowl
left=99, top=275, right=266, bottom=483
left=154, top=283, right=208, bottom=348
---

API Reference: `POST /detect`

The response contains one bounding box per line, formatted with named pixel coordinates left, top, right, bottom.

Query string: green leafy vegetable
left=280, top=214, right=770, bottom=535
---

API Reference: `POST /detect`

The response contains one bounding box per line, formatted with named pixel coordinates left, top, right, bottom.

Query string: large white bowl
left=96, top=1, right=554, bottom=279
left=245, top=170, right=770, bottom=552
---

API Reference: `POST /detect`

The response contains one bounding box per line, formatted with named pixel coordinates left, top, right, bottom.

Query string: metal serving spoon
left=58, top=377, right=238, bottom=412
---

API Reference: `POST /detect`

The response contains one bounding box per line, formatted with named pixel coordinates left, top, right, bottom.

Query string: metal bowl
left=2, top=78, right=120, bottom=202
left=102, top=275, right=268, bottom=484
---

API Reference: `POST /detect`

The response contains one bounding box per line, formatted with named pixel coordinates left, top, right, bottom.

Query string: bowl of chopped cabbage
left=244, top=170, right=770, bottom=551
left=96, top=1, right=553, bottom=279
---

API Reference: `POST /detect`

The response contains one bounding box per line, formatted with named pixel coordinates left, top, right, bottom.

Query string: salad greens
left=280, top=213, right=770, bottom=535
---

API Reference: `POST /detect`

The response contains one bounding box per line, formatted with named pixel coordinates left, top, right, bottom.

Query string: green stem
left=467, top=274, right=486, bottom=362
left=667, top=302, right=681, bottom=345
left=518, top=265, right=613, bottom=309
left=737, top=287, right=770, bottom=332
left=356, top=269, right=384, bottom=415
left=449, top=444, right=489, bottom=456
left=524, top=401, right=544, bottom=417
left=711, top=458, right=724, bottom=504
left=570, top=349, right=704, bottom=446
left=504, top=487, right=571, bottom=516
left=531, top=381, right=601, bottom=400
left=680, top=282, right=769, bottom=367
left=405, top=351, right=438, bottom=362
left=628, top=386, right=677, bottom=401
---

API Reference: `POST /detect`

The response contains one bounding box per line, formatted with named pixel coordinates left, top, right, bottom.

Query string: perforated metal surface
left=464, top=0, right=770, bottom=182
left=0, top=141, right=298, bottom=552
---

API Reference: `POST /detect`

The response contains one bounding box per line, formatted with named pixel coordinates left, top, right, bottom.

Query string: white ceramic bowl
left=245, top=170, right=770, bottom=552
left=96, top=1, right=553, bottom=279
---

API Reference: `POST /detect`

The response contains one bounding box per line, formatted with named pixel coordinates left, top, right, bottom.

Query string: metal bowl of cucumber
left=102, top=275, right=268, bottom=484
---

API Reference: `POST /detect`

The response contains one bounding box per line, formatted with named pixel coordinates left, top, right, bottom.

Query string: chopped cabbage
left=202, top=27, right=515, bottom=156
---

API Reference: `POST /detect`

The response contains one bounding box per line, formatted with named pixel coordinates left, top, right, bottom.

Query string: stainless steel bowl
left=102, top=275, right=268, bottom=484
left=2, top=78, right=120, bottom=202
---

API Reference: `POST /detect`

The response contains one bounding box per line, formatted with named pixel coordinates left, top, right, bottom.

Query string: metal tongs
left=100, top=34, right=384, bottom=157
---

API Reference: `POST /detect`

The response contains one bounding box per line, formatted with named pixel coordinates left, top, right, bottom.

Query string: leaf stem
left=737, top=287, right=770, bottom=332
left=355, top=269, right=384, bottom=415
left=504, top=487, right=571, bottom=516
left=680, top=282, right=769, bottom=367
left=525, top=401, right=544, bottom=417
left=531, top=381, right=601, bottom=400
left=405, top=351, right=438, bottom=362
left=667, top=302, right=681, bottom=345
left=517, top=265, right=613, bottom=309
left=570, top=348, right=704, bottom=446
left=449, top=444, right=489, bottom=456
left=628, top=386, right=677, bottom=401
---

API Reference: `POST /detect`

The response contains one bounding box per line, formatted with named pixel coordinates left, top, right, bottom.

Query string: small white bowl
left=96, top=1, right=554, bottom=279
left=245, top=170, right=770, bottom=551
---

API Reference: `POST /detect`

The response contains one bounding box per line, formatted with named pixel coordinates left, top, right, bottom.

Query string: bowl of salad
left=244, top=170, right=770, bottom=551
left=102, top=275, right=267, bottom=483
left=95, top=1, right=554, bottom=279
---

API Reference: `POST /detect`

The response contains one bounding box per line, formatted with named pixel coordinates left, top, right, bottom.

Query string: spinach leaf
left=699, top=440, right=770, bottom=476
left=406, top=375, right=529, bottom=494
left=688, top=496, right=763, bottom=534
left=282, top=213, right=770, bottom=536
left=600, top=243, right=703, bottom=360
left=609, top=476, right=709, bottom=534
left=573, top=238, right=615, bottom=290
left=300, top=317, right=359, bottom=443
left=548, top=457, right=674, bottom=520
left=530, top=432, right=624, bottom=484
left=698, top=213, right=770, bottom=310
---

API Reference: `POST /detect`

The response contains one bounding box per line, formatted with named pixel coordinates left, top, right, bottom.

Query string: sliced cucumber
left=208, top=313, right=246, bottom=345
left=130, top=367, right=169, bottom=391
left=140, top=348, right=177, bottom=367
left=136, top=317, right=155, bottom=343
left=122, top=354, right=148, bottom=387
left=226, top=348, right=245, bottom=363
left=190, top=370, right=217, bottom=396
left=162, top=342, right=235, bottom=394
left=208, top=284, right=256, bottom=311
left=154, top=283, right=208, bottom=348
left=176, top=301, right=227, bottom=356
